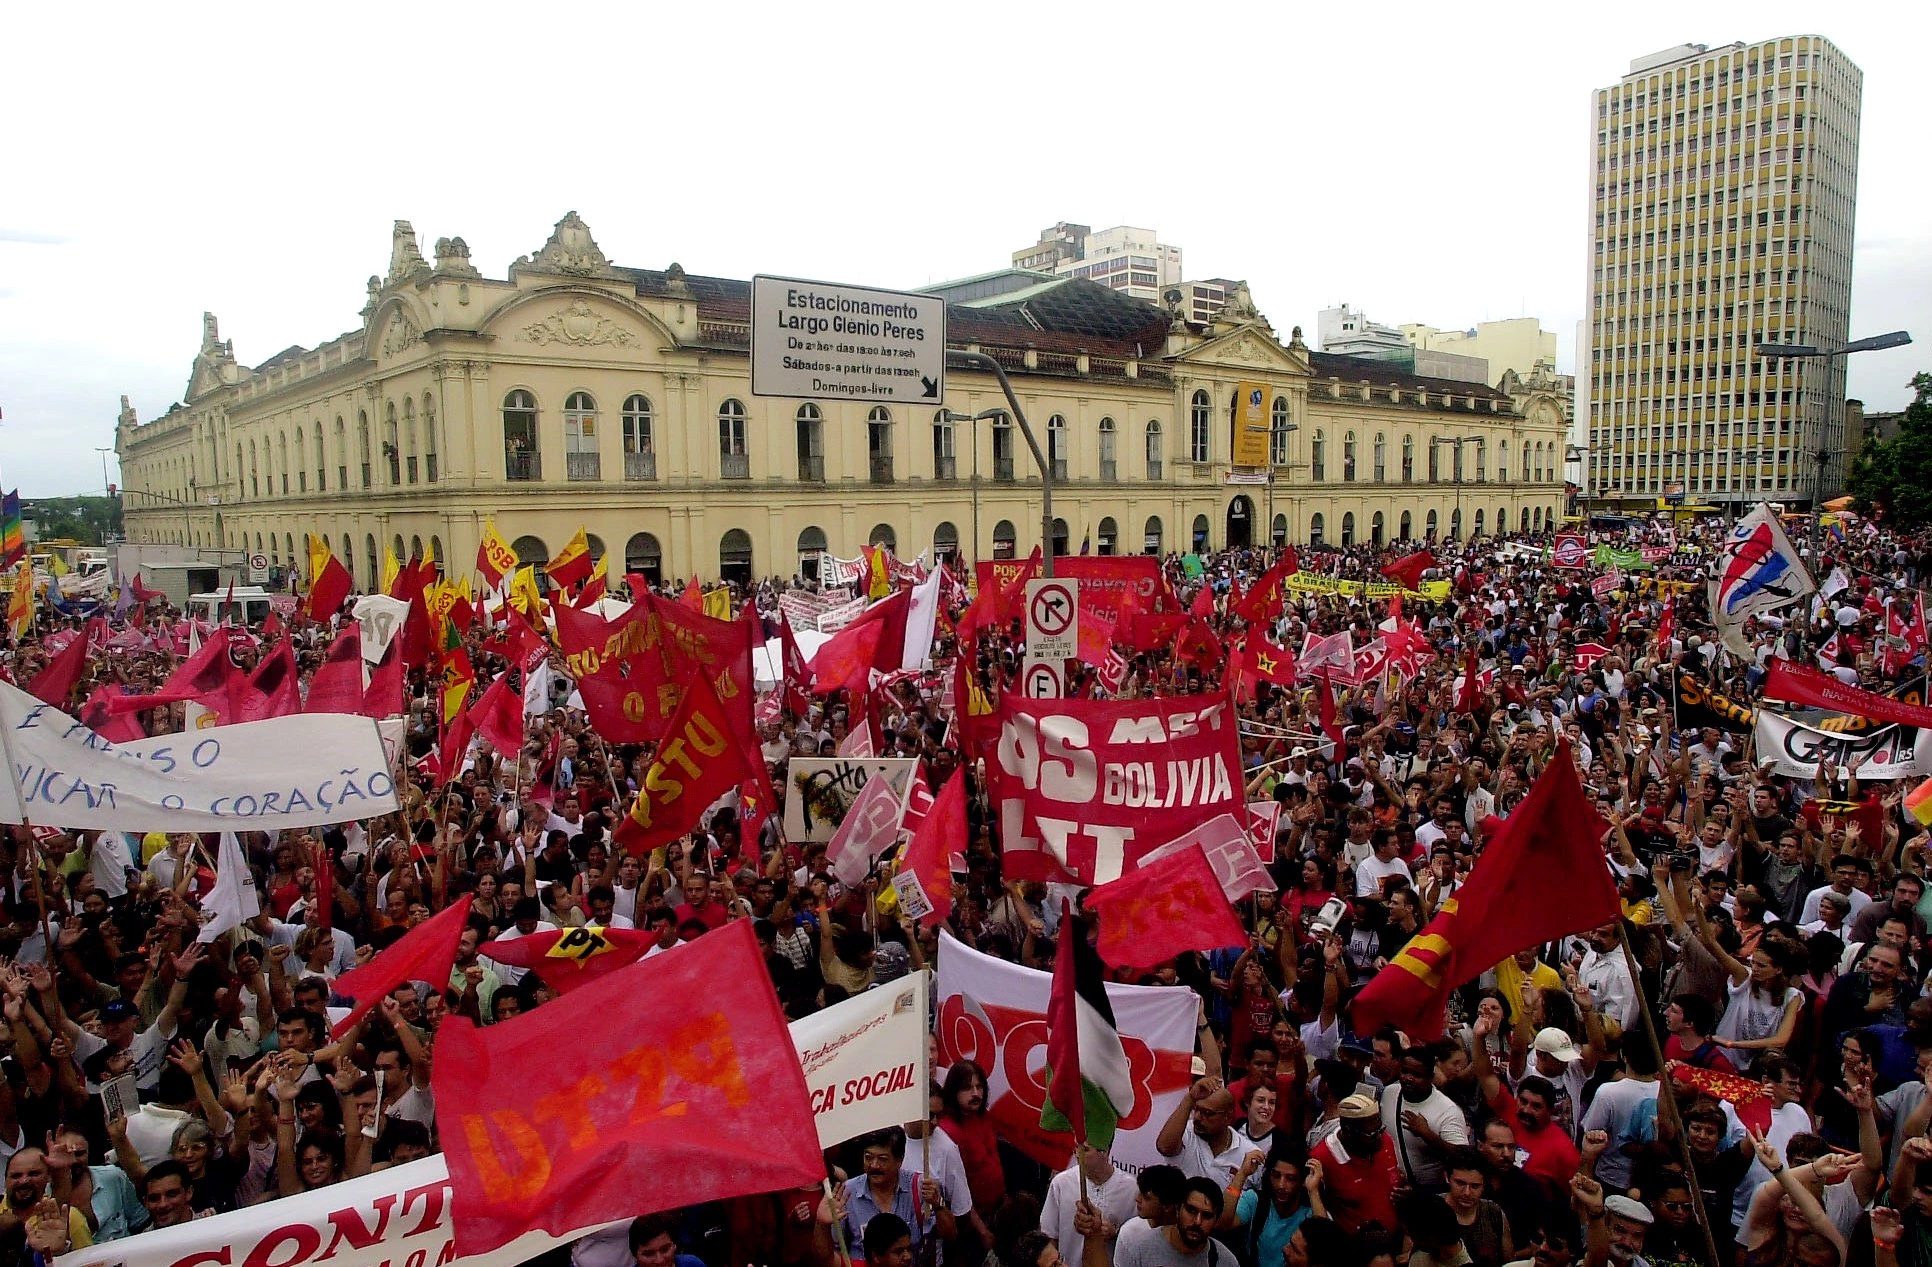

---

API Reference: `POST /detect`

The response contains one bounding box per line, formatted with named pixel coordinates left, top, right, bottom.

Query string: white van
left=187, top=586, right=276, bottom=627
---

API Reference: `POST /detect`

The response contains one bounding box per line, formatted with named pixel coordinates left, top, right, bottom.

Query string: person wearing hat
left=1599, top=1193, right=1654, bottom=1265
left=1470, top=1015, right=1580, bottom=1190
left=1308, top=1092, right=1400, bottom=1234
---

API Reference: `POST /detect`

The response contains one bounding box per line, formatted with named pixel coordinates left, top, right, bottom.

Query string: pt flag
left=1348, top=738, right=1617, bottom=1039
left=1042, top=901, right=1133, bottom=1151
left=478, top=925, right=658, bottom=995
left=987, top=691, right=1243, bottom=885
left=433, top=920, right=821, bottom=1256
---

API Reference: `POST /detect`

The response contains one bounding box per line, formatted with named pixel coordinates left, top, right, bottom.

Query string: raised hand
left=166, top=1038, right=204, bottom=1078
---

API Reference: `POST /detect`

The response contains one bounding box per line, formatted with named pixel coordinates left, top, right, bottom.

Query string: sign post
left=1021, top=659, right=1064, bottom=699
left=750, top=276, right=947, bottom=404
left=1023, top=578, right=1078, bottom=661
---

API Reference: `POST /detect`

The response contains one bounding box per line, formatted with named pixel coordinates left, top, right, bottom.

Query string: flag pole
left=1614, top=922, right=1724, bottom=1267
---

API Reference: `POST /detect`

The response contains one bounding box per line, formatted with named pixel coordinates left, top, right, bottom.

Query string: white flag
left=522, top=660, right=554, bottom=717
left=353, top=595, right=410, bottom=667
left=901, top=567, right=942, bottom=672
left=198, top=831, right=260, bottom=943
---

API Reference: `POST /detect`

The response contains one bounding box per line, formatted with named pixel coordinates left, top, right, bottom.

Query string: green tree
left=1848, top=372, right=1932, bottom=527
left=26, top=496, right=123, bottom=546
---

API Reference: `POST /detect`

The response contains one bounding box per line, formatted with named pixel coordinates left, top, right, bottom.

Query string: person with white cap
left=1309, top=1092, right=1401, bottom=1234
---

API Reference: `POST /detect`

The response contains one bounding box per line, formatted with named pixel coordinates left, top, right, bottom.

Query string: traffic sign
left=1024, top=578, right=1079, bottom=661
left=750, top=275, right=947, bottom=404
left=1552, top=533, right=1588, bottom=569
left=1021, top=659, right=1064, bottom=699
left=247, top=553, right=270, bottom=582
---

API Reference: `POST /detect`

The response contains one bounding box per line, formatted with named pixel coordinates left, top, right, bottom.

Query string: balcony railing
left=798, top=455, right=825, bottom=482
left=506, top=451, right=542, bottom=482
left=721, top=452, right=750, bottom=480
left=624, top=450, right=657, bottom=481
left=994, top=457, right=1015, bottom=482
left=1147, top=460, right=1162, bottom=480
left=869, top=457, right=894, bottom=485
left=934, top=455, right=956, bottom=481
left=1051, top=459, right=1068, bottom=482
left=566, top=452, right=601, bottom=481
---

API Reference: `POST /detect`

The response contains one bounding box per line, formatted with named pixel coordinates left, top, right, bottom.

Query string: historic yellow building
left=117, top=213, right=1569, bottom=589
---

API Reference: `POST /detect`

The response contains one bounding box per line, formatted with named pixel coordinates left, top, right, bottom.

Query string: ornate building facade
left=117, top=214, right=1570, bottom=589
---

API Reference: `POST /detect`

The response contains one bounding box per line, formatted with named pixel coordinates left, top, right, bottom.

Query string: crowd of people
left=6, top=505, right=1932, bottom=1267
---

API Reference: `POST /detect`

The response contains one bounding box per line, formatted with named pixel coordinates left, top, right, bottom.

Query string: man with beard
left=1157, top=1077, right=1247, bottom=1189
left=1107, top=1177, right=1236, bottom=1267
left=0, top=1149, right=92, bottom=1252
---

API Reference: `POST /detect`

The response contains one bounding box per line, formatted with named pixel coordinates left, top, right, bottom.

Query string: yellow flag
left=477, top=519, right=518, bottom=586
left=7, top=564, right=34, bottom=638
left=422, top=537, right=436, bottom=570
left=510, top=566, right=545, bottom=620
left=381, top=544, right=401, bottom=594
left=701, top=586, right=732, bottom=620
left=48, top=554, right=69, bottom=578
left=306, top=533, right=331, bottom=583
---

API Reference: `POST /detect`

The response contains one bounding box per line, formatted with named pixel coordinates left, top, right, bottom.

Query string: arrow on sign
left=921, top=375, right=939, bottom=399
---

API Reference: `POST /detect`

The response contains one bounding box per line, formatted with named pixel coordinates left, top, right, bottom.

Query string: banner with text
left=988, top=692, right=1243, bottom=885
left=1281, top=573, right=1451, bottom=602
left=0, top=681, right=398, bottom=832
left=1754, top=710, right=1932, bottom=780
left=793, top=971, right=928, bottom=1146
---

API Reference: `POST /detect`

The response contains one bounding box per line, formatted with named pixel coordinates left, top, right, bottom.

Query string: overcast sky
left=3, top=1, right=1926, bottom=498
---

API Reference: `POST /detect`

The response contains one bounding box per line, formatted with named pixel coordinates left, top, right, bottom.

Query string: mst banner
left=989, top=693, right=1243, bottom=885
left=0, top=681, right=398, bottom=832
left=936, top=932, right=1193, bottom=1173
left=1755, top=710, right=1932, bottom=780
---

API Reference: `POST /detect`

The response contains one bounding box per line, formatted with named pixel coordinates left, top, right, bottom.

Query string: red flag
left=1174, top=616, right=1223, bottom=670
left=1381, top=549, right=1435, bottom=591
left=78, top=686, right=148, bottom=742
left=433, top=921, right=822, bottom=1256
left=469, top=673, right=525, bottom=759
left=106, top=626, right=235, bottom=714
left=27, top=632, right=88, bottom=706
left=1667, top=1062, right=1772, bottom=1135
left=1315, top=670, right=1345, bottom=752
left=306, top=555, right=353, bottom=623
left=1242, top=634, right=1299, bottom=689
left=678, top=576, right=704, bottom=610
left=1764, top=657, right=1932, bottom=730
left=611, top=672, right=753, bottom=856
left=811, top=588, right=910, bottom=698
left=1456, top=643, right=1482, bottom=715
left=1189, top=579, right=1215, bottom=619
left=262, top=608, right=284, bottom=641
left=363, top=642, right=404, bottom=718
left=303, top=628, right=365, bottom=714
left=1349, top=738, right=1617, bottom=1039
left=477, top=925, right=659, bottom=995
left=312, top=838, right=334, bottom=931
left=897, top=768, right=963, bottom=926
left=233, top=638, right=300, bottom=722
left=1085, top=844, right=1247, bottom=970
left=330, top=900, right=470, bottom=1038
left=131, top=573, right=162, bottom=603
left=778, top=613, right=813, bottom=716
left=432, top=705, right=477, bottom=787
left=1229, top=552, right=1299, bottom=624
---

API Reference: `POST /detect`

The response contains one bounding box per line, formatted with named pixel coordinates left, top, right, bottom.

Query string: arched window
left=1402, top=434, right=1415, bottom=483
left=1497, top=506, right=1508, bottom=534
left=277, top=432, right=289, bottom=494
left=1341, top=512, right=1355, bottom=546
left=1474, top=509, right=1486, bottom=537
left=1450, top=508, right=1463, bottom=540
left=1096, top=517, right=1118, bottom=556
left=1309, top=513, right=1325, bottom=546
left=991, top=412, right=1015, bottom=481
left=1145, top=421, right=1164, bottom=480
left=867, top=406, right=893, bottom=483
left=383, top=404, right=400, bottom=484
left=1271, top=514, right=1287, bottom=548
left=933, top=521, right=960, bottom=560
left=1047, top=415, right=1068, bottom=481
left=1428, top=438, right=1441, bottom=483
left=1533, top=507, right=1543, bottom=531
left=357, top=411, right=372, bottom=487
left=248, top=441, right=258, bottom=497
left=993, top=520, right=1017, bottom=559
left=1189, top=390, right=1210, bottom=463
left=1521, top=507, right=1531, bottom=532
left=1051, top=518, right=1070, bottom=557
left=718, top=399, right=748, bottom=478
left=1144, top=517, right=1163, bottom=555
left=1425, top=510, right=1439, bottom=540
left=795, top=527, right=828, bottom=582
left=1374, top=432, right=1386, bottom=482
left=1270, top=397, right=1290, bottom=467
left=930, top=410, right=954, bottom=481
left=295, top=426, right=307, bottom=493
left=365, top=534, right=378, bottom=588
left=563, top=391, right=598, bottom=481
left=311, top=423, right=324, bottom=491
left=511, top=536, right=548, bottom=588
left=622, top=395, right=655, bottom=480
left=626, top=532, right=664, bottom=584
left=1311, top=430, right=1326, bottom=482
left=797, top=404, right=825, bottom=483
left=1400, top=510, right=1413, bottom=540
left=1098, top=417, right=1117, bottom=479
left=868, top=523, right=897, bottom=551
left=332, top=417, right=345, bottom=491
left=503, top=391, right=538, bottom=482
left=1372, top=511, right=1386, bottom=546
left=423, top=393, right=438, bottom=482
left=719, top=528, right=754, bottom=582
left=1191, top=514, right=1210, bottom=552
left=1522, top=441, right=1532, bottom=484
left=430, top=536, right=444, bottom=575
left=1343, top=431, right=1357, bottom=482
left=1546, top=505, right=1556, bottom=529
left=1498, top=443, right=1508, bottom=483
left=407, top=535, right=420, bottom=562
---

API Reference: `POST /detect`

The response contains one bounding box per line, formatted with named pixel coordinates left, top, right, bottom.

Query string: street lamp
left=94, top=447, right=115, bottom=497
left=939, top=407, right=1005, bottom=570
left=945, top=350, right=1056, bottom=577
left=1431, top=436, right=1477, bottom=542
left=1268, top=423, right=1299, bottom=554
left=1755, top=330, right=1912, bottom=548
left=1565, top=444, right=1590, bottom=519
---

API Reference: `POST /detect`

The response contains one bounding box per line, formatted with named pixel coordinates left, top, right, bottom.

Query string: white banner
left=815, top=597, right=867, bottom=634
left=935, top=931, right=1196, bottom=1174
left=0, top=682, right=400, bottom=832
left=819, top=551, right=865, bottom=587
left=793, top=971, right=928, bottom=1146
left=1754, top=710, right=1932, bottom=780
left=783, top=756, right=920, bottom=843
left=353, top=594, right=410, bottom=666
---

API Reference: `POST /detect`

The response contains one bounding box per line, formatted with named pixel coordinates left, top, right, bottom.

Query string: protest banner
left=0, top=681, right=398, bottom=832
left=783, top=756, right=920, bottom=842
left=1281, top=573, right=1451, bottom=602
left=792, top=971, right=928, bottom=1146
left=977, top=557, right=1169, bottom=626
left=1754, top=710, right=1932, bottom=780
left=1672, top=670, right=1755, bottom=734
left=1246, top=800, right=1282, bottom=863
left=1138, top=812, right=1274, bottom=901
left=988, top=693, right=1243, bottom=885
left=818, top=551, right=865, bottom=587
left=824, top=771, right=910, bottom=885
left=935, top=932, right=1195, bottom=1172
left=1763, top=657, right=1932, bottom=731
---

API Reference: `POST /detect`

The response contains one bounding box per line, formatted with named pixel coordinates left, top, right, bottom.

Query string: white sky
left=2, top=1, right=1926, bottom=497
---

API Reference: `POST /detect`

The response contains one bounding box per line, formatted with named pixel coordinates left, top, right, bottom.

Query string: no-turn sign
left=1021, top=658, right=1064, bottom=699
left=1024, top=578, right=1079, bottom=660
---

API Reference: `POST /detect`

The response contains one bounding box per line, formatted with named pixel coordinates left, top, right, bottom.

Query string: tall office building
left=1582, top=36, right=1861, bottom=510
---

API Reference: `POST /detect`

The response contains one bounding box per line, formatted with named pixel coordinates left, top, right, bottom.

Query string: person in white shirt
left=543, top=794, right=586, bottom=840
left=1379, top=1046, right=1470, bottom=1189
left=1156, top=1079, right=1248, bottom=1189
left=1042, top=1145, right=1139, bottom=1267
left=1354, top=834, right=1411, bottom=900
left=485, top=898, right=559, bottom=986
left=1573, top=923, right=1638, bottom=1033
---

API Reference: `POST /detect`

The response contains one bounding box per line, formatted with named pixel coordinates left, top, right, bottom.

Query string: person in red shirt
left=1472, top=1014, right=1580, bottom=1190
left=672, top=871, right=729, bottom=931
left=936, top=1060, right=1001, bottom=1258
left=1309, top=1093, right=1401, bottom=1233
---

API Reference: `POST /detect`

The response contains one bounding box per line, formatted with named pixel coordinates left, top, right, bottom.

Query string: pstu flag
left=1042, top=901, right=1133, bottom=1152
left=611, top=670, right=753, bottom=856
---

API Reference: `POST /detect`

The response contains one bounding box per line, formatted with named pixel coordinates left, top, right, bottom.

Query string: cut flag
left=1083, top=845, right=1246, bottom=970
left=545, top=528, right=594, bottom=592
left=330, top=899, right=471, bottom=1038
left=1348, top=737, right=1617, bottom=1039
left=1042, top=900, right=1133, bottom=1152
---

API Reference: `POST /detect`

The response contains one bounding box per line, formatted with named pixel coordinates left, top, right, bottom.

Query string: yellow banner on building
left=1231, top=381, right=1272, bottom=469
left=1282, top=573, right=1450, bottom=602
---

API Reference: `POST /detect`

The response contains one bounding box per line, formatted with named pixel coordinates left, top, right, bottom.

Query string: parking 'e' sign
left=750, top=275, right=947, bottom=404
left=1024, top=578, right=1079, bottom=661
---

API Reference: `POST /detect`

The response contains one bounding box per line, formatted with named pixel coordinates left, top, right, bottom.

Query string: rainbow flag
left=0, top=491, right=21, bottom=568
left=1907, top=778, right=1932, bottom=828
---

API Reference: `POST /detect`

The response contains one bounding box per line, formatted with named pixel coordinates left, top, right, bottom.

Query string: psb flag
left=545, top=528, right=593, bottom=591
left=477, top=519, right=519, bottom=588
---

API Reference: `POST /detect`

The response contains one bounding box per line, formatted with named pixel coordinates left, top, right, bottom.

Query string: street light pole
left=940, top=407, right=1004, bottom=572
left=947, top=350, right=1056, bottom=578
left=1268, top=423, right=1299, bottom=556
left=94, top=448, right=114, bottom=497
